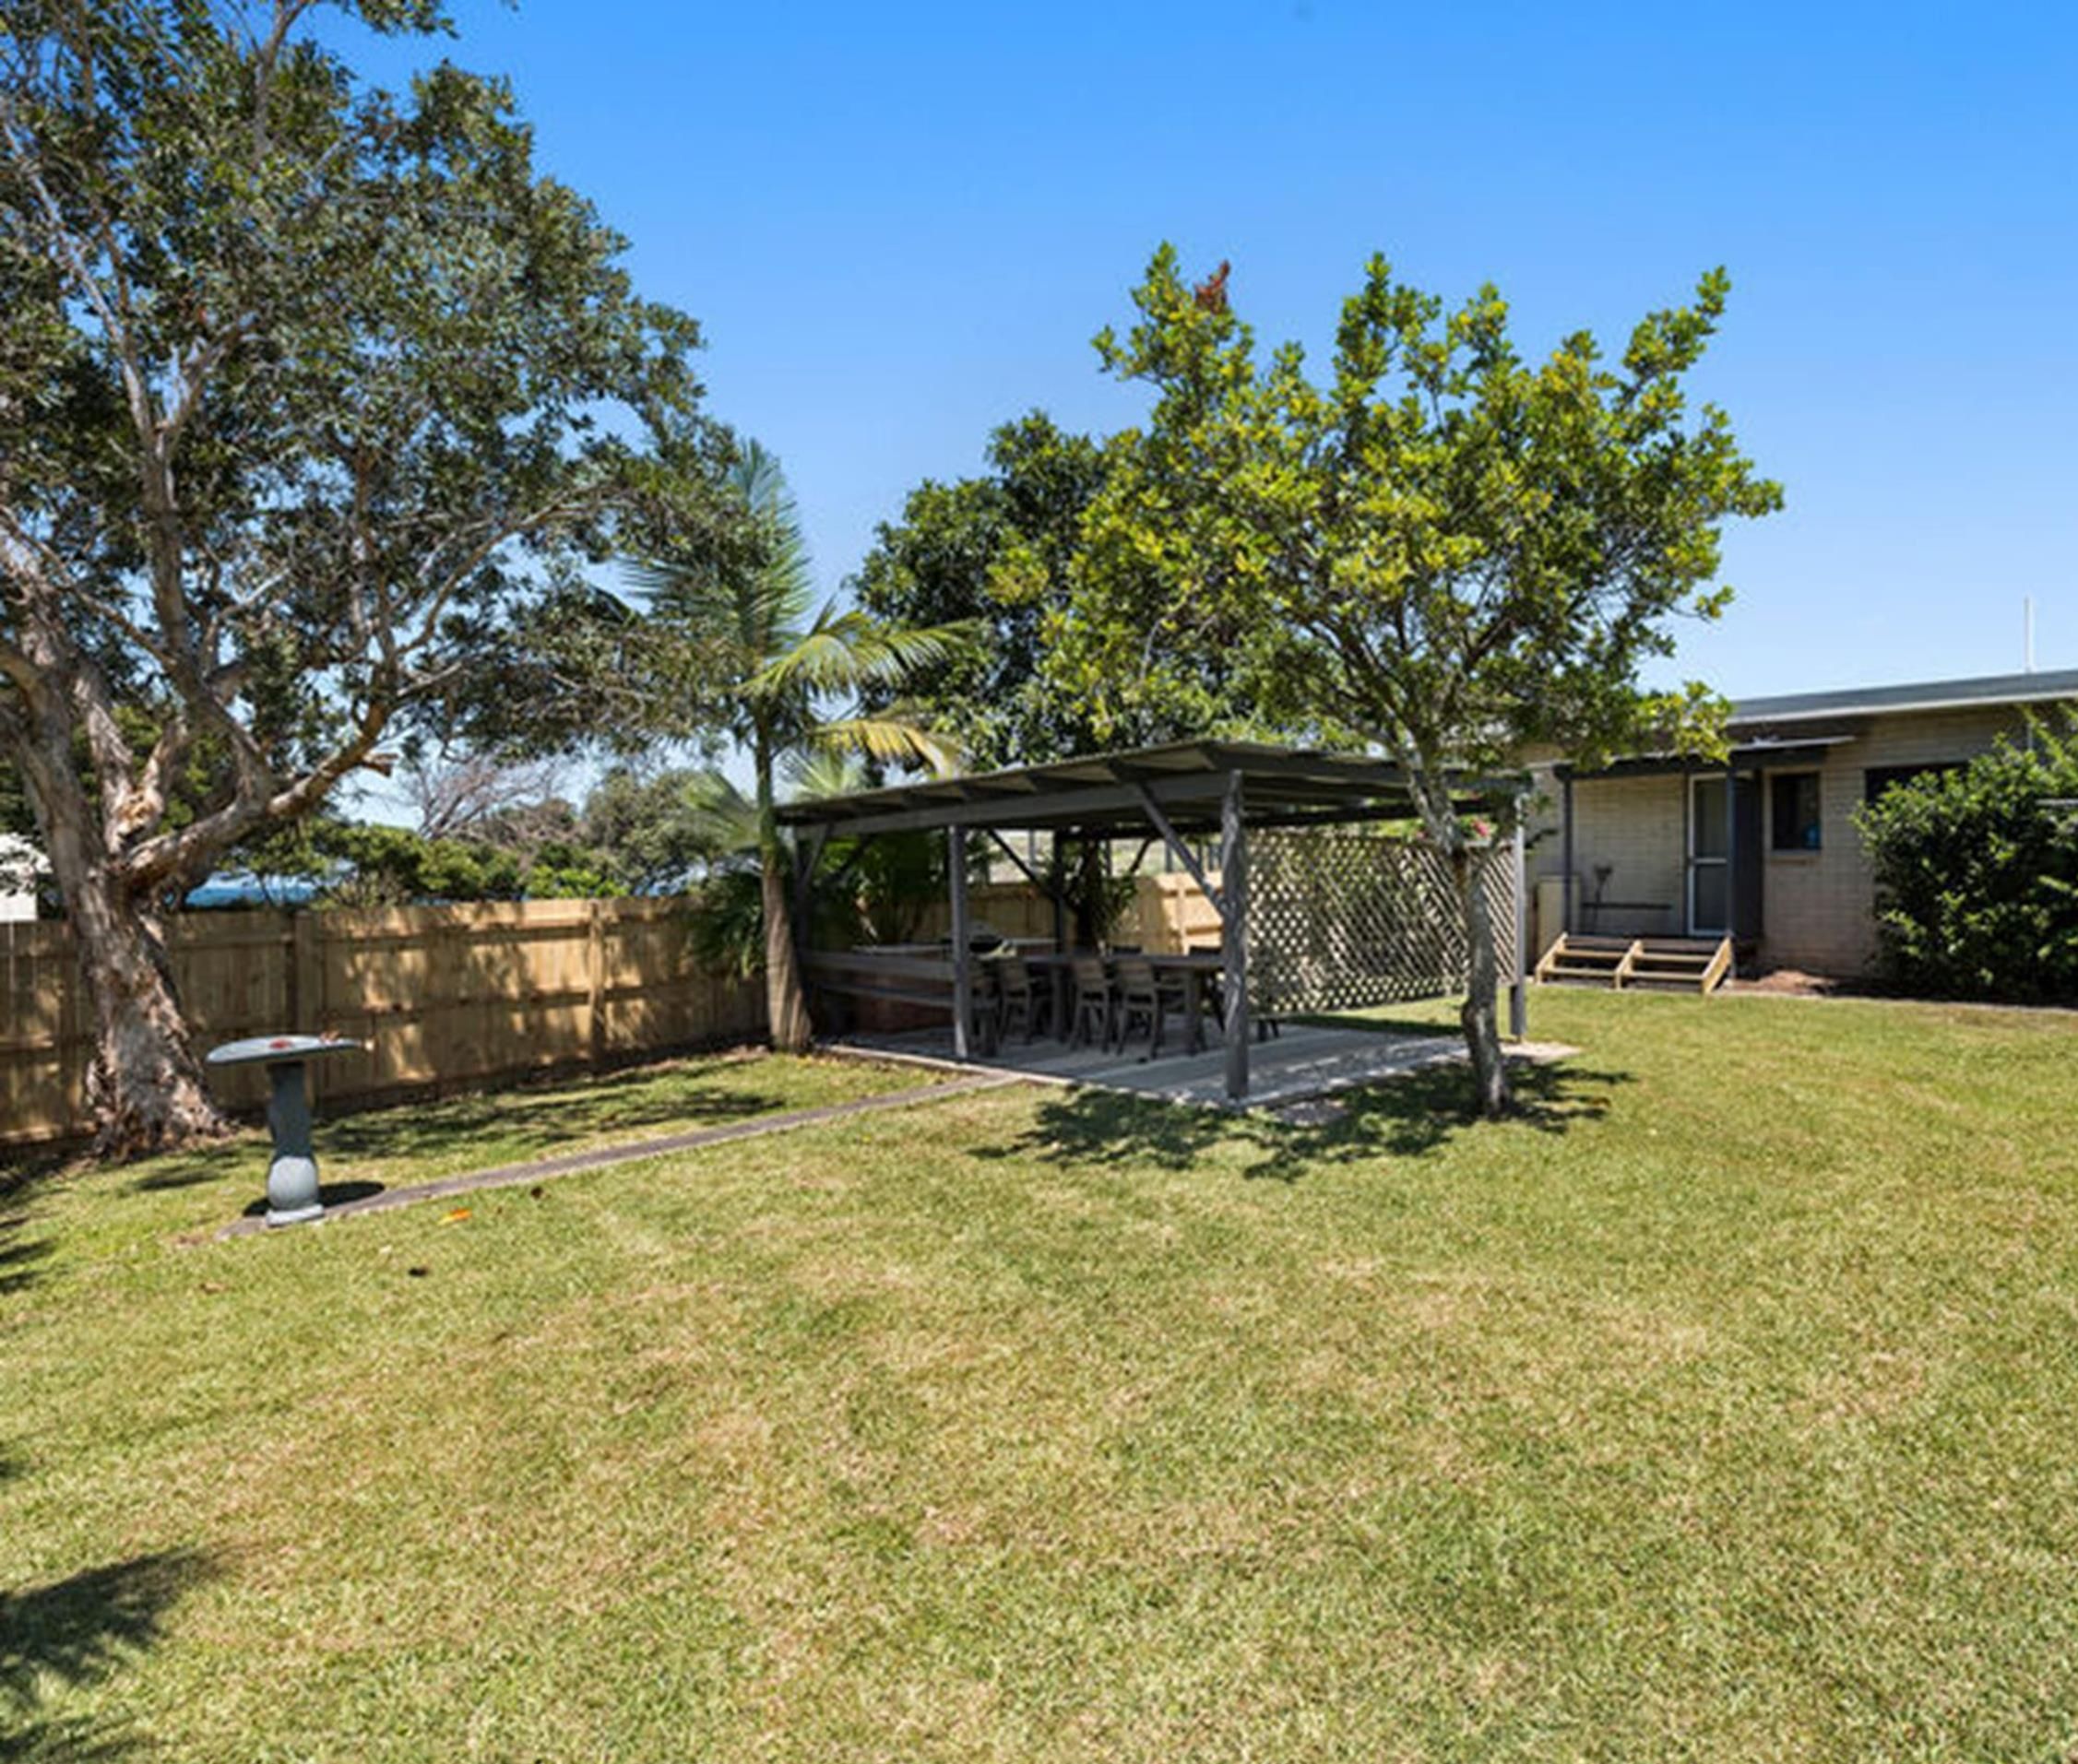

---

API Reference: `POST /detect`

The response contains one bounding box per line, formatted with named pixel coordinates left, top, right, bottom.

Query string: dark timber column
left=1220, top=771, right=1250, bottom=1102
left=1509, top=815, right=1528, bottom=1041
left=1731, top=769, right=1763, bottom=961
left=1561, top=771, right=1576, bottom=937
left=948, top=824, right=972, bottom=1060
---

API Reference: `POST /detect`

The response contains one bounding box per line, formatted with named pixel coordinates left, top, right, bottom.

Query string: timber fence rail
left=0, top=897, right=766, bottom=1150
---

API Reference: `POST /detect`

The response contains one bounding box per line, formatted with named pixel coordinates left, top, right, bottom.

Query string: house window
left=1771, top=772, right=1822, bottom=851
left=1863, top=762, right=1960, bottom=805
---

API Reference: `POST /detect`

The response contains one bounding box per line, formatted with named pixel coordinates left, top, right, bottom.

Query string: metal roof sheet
left=1730, top=669, right=2078, bottom=727
left=775, top=740, right=1490, bottom=837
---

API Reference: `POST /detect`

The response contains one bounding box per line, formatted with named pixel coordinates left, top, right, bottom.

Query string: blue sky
left=343, top=0, right=2076, bottom=701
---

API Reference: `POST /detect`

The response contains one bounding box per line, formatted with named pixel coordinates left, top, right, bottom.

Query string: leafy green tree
left=629, top=444, right=965, bottom=1051
left=855, top=412, right=1256, bottom=767
left=0, top=1, right=730, bottom=1153
left=854, top=415, right=1126, bottom=767
left=1856, top=714, right=2078, bottom=1002
left=1052, top=247, right=1780, bottom=1114
left=578, top=766, right=741, bottom=896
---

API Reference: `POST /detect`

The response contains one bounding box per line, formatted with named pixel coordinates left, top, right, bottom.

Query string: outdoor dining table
left=1015, top=950, right=1225, bottom=1053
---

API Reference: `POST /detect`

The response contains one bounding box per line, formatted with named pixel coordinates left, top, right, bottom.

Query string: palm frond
left=752, top=603, right=976, bottom=698
left=783, top=749, right=867, bottom=801
left=813, top=715, right=961, bottom=776
left=676, top=767, right=761, bottom=862
left=625, top=440, right=819, bottom=674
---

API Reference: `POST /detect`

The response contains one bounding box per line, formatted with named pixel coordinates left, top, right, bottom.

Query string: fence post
left=588, top=898, right=607, bottom=1071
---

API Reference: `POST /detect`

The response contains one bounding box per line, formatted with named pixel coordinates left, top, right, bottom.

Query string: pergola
left=778, top=740, right=1529, bottom=1102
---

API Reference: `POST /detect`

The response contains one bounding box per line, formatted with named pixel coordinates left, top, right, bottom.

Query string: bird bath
left=205, top=1035, right=365, bottom=1226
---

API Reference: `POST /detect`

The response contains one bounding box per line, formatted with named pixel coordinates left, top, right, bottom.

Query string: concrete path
left=215, top=1071, right=1017, bottom=1241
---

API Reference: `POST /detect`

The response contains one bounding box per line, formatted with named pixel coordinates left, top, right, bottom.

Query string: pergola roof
left=776, top=740, right=1506, bottom=840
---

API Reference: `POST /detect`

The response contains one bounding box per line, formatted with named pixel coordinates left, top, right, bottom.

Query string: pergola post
left=1219, top=771, right=1250, bottom=1102
left=948, top=823, right=971, bottom=1060
left=792, top=825, right=829, bottom=964
left=1509, top=814, right=1528, bottom=1041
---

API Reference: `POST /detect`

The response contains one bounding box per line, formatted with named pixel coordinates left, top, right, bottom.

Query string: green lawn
left=4, top=996, right=2077, bottom=1760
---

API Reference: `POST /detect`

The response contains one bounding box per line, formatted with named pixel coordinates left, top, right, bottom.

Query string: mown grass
left=7, top=1046, right=944, bottom=1244
left=4, top=994, right=2077, bottom=1760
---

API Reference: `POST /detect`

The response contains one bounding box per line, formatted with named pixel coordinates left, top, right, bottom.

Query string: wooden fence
left=911, top=875, right=1223, bottom=953
left=0, top=898, right=766, bottom=1151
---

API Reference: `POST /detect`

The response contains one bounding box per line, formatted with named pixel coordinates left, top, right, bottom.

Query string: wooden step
left=1537, top=933, right=1733, bottom=995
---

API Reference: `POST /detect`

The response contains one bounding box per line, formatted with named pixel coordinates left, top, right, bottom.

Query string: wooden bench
left=803, top=950, right=1001, bottom=1051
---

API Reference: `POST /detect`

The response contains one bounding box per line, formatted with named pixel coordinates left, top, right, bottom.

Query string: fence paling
left=0, top=898, right=766, bottom=1149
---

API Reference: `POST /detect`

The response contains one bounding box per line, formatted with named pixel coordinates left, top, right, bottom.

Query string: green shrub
left=1855, top=711, right=2078, bottom=1002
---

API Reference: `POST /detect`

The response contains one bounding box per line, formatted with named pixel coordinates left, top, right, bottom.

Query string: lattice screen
left=1248, top=829, right=1518, bottom=1014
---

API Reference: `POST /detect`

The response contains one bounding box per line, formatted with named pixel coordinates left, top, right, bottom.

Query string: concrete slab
left=833, top=1022, right=1573, bottom=1111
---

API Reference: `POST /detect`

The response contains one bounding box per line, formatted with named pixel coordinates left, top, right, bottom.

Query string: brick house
left=1529, top=669, right=2078, bottom=977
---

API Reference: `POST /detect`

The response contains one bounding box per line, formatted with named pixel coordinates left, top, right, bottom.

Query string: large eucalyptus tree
left=0, top=0, right=729, bottom=1152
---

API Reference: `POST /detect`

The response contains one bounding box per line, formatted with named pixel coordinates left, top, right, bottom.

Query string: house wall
left=1755, top=704, right=2029, bottom=974
left=1534, top=704, right=2045, bottom=976
left=1526, top=771, right=1686, bottom=941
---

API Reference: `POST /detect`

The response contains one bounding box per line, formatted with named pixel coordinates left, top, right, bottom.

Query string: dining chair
left=1111, top=956, right=1165, bottom=1059
left=994, top=956, right=1049, bottom=1043
left=1153, top=964, right=1202, bottom=1053
left=1070, top=956, right=1114, bottom=1049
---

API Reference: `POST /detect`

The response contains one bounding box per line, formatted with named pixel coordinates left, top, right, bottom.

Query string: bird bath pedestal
left=205, top=1035, right=365, bottom=1226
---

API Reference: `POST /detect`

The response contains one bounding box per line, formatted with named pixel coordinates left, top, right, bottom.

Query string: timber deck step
left=1534, top=933, right=1732, bottom=996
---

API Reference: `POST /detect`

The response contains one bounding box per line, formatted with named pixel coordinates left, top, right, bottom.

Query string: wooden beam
left=1220, top=771, right=1250, bottom=1102
left=985, top=826, right=1067, bottom=905
left=1131, top=781, right=1227, bottom=920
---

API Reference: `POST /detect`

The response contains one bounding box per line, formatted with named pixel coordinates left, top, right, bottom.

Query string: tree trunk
left=754, top=733, right=812, bottom=1053
left=11, top=704, right=226, bottom=1156
left=760, top=852, right=812, bottom=1054
left=63, top=858, right=226, bottom=1159
left=1455, top=843, right=1512, bottom=1119
left=1409, top=765, right=1512, bottom=1120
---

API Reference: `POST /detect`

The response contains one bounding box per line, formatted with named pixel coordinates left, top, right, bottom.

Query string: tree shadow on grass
left=983, top=1055, right=1633, bottom=1184
left=0, top=1154, right=65, bottom=1304
left=0, top=1227, right=53, bottom=1301
left=1, top=1547, right=220, bottom=1759
left=132, top=1055, right=790, bottom=1194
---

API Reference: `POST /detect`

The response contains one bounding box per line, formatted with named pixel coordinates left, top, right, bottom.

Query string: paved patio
left=835, top=1020, right=1571, bottom=1111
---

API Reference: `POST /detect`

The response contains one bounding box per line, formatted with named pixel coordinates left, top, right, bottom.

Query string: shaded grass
left=1, top=1047, right=946, bottom=1249
left=4, top=995, right=2078, bottom=1758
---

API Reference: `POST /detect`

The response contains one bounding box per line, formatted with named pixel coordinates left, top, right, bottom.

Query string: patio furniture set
left=965, top=946, right=1235, bottom=1061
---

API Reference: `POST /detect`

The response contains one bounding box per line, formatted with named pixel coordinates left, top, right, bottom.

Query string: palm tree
left=630, top=443, right=963, bottom=1051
